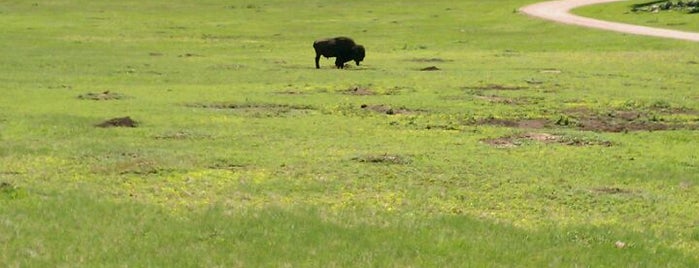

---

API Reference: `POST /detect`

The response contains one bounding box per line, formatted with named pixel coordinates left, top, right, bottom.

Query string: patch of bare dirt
left=475, top=95, right=529, bottom=105
left=558, top=136, right=613, bottom=147
left=178, top=53, right=203, bottom=57
left=481, top=132, right=612, bottom=148
left=481, top=137, right=520, bottom=148
left=78, top=91, right=126, bottom=100
left=208, top=159, right=246, bottom=170
left=360, top=104, right=419, bottom=115
left=463, top=84, right=528, bottom=91
left=0, top=182, right=14, bottom=191
left=87, top=152, right=173, bottom=175
left=578, top=118, right=669, bottom=133
left=154, top=131, right=211, bottom=140
left=187, top=102, right=312, bottom=110
left=647, top=103, right=697, bottom=115
left=559, top=108, right=697, bottom=132
left=540, top=69, right=562, bottom=74
left=408, top=58, right=452, bottom=63
left=96, top=117, right=138, bottom=128
left=352, top=154, right=410, bottom=165
left=186, top=102, right=315, bottom=116
left=481, top=133, right=558, bottom=148
left=344, top=86, right=375, bottom=95
left=343, top=85, right=405, bottom=96
left=0, top=181, right=23, bottom=199
left=475, top=118, right=549, bottom=129
left=420, top=66, right=441, bottom=71
left=275, top=90, right=306, bottom=95
left=591, top=187, right=634, bottom=195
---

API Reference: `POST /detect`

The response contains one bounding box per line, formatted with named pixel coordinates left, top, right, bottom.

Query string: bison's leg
left=335, top=58, right=345, bottom=69
left=315, top=54, right=321, bottom=69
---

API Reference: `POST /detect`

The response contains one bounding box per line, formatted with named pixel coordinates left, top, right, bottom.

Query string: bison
left=313, top=37, right=365, bottom=69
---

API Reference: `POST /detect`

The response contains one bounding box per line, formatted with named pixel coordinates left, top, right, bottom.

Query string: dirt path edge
left=520, top=0, right=699, bottom=42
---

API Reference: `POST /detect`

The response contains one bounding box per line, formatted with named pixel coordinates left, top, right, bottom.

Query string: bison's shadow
left=280, top=63, right=372, bottom=71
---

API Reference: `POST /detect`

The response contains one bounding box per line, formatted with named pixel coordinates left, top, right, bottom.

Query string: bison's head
left=352, top=45, right=365, bottom=66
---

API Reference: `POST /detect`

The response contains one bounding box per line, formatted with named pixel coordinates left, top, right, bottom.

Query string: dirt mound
left=344, top=86, right=375, bottom=95
left=0, top=182, right=14, bottom=191
left=559, top=108, right=696, bottom=132
left=154, top=131, right=211, bottom=140
left=578, top=118, right=668, bottom=132
left=475, top=95, right=526, bottom=105
left=468, top=106, right=696, bottom=133
left=208, top=159, right=245, bottom=170
left=352, top=154, right=410, bottom=165
left=275, top=90, right=306, bottom=95
left=187, top=102, right=311, bottom=110
left=186, top=102, right=315, bottom=117
left=482, top=133, right=559, bottom=148
left=360, top=104, right=419, bottom=115
left=591, top=187, right=634, bottom=195
left=408, top=58, right=451, bottom=63
left=482, top=132, right=613, bottom=148
left=78, top=91, right=126, bottom=100
left=475, top=118, right=549, bottom=129
left=463, top=84, right=528, bottom=91
left=178, top=53, right=202, bottom=57
left=419, top=66, right=440, bottom=71
left=96, top=117, right=138, bottom=128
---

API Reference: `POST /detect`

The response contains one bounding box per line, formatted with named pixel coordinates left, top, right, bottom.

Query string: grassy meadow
left=1, top=0, right=698, bottom=266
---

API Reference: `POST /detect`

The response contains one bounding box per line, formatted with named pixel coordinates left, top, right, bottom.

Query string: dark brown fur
left=313, top=37, right=365, bottom=69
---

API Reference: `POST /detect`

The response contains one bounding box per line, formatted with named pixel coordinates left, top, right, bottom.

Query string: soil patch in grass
left=408, top=58, right=452, bottom=63
left=275, top=90, right=306, bottom=95
left=474, top=118, right=549, bottom=129
left=463, top=84, right=528, bottom=91
left=591, top=187, right=634, bottom=195
left=88, top=152, right=171, bottom=175
left=96, top=117, right=138, bottom=128
left=344, top=86, right=375, bottom=96
left=482, top=133, right=558, bottom=148
left=474, top=95, right=530, bottom=105
left=419, top=66, right=441, bottom=71
left=178, top=53, right=202, bottom=57
left=559, top=107, right=697, bottom=132
left=186, top=102, right=315, bottom=116
left=482, top=132, right=613, bottom=148
left=78, top=91, right=127, bottom=100
left=154, top=131, right=211, bottom=140
left=208, top=159, right=246, bottom=170
left=360, top=104, right=420, bottom=115
left=342, top=85, right=406, bottom=96
left=0, top=182, right=14, bottom=191
left=0, top=181, right=25, bottom=200
left=352, top=154, right=411, bottom=165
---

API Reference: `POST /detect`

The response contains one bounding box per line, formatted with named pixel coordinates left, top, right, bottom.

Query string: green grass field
left=1, top=0, right=698, bottom=266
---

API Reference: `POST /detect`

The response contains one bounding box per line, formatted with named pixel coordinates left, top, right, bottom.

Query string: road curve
left=520, top=0, right=699, bottom=42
